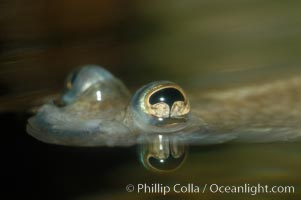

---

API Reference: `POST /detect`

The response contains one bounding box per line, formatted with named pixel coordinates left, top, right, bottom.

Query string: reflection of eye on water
left=138, top=134, right=188, bottom=172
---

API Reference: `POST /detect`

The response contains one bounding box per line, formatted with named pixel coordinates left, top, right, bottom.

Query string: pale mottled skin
left=189, top=76, right=301, bottom=142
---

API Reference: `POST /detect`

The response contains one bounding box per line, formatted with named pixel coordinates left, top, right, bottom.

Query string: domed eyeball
left=139, top=135, right=188, bottom=172
left=58, top=65, right=130, bottom=106
left=131, top=81, right=190, bottom=132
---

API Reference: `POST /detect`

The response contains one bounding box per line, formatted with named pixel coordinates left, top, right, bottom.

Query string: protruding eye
left=60, top=65, right=115, bottom=105
left=131, top=81, right=190, bottom=131
left=56, top=65, right=130, bottom=108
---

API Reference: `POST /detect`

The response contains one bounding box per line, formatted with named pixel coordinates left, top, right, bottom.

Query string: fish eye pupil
left=64, top=68, right=83, bottom=91
left=149, top=88, right=185, bottom=108
left=70, top=71, right=78, bottom=84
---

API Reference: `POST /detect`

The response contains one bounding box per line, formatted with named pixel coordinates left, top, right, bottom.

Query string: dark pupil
left=149, top=88, right=184, bottom=108
left=69, top=68, right=81, bottom=85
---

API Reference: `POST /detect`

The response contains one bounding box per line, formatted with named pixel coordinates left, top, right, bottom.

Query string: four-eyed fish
left=27, top=65, right=301, bottom=172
